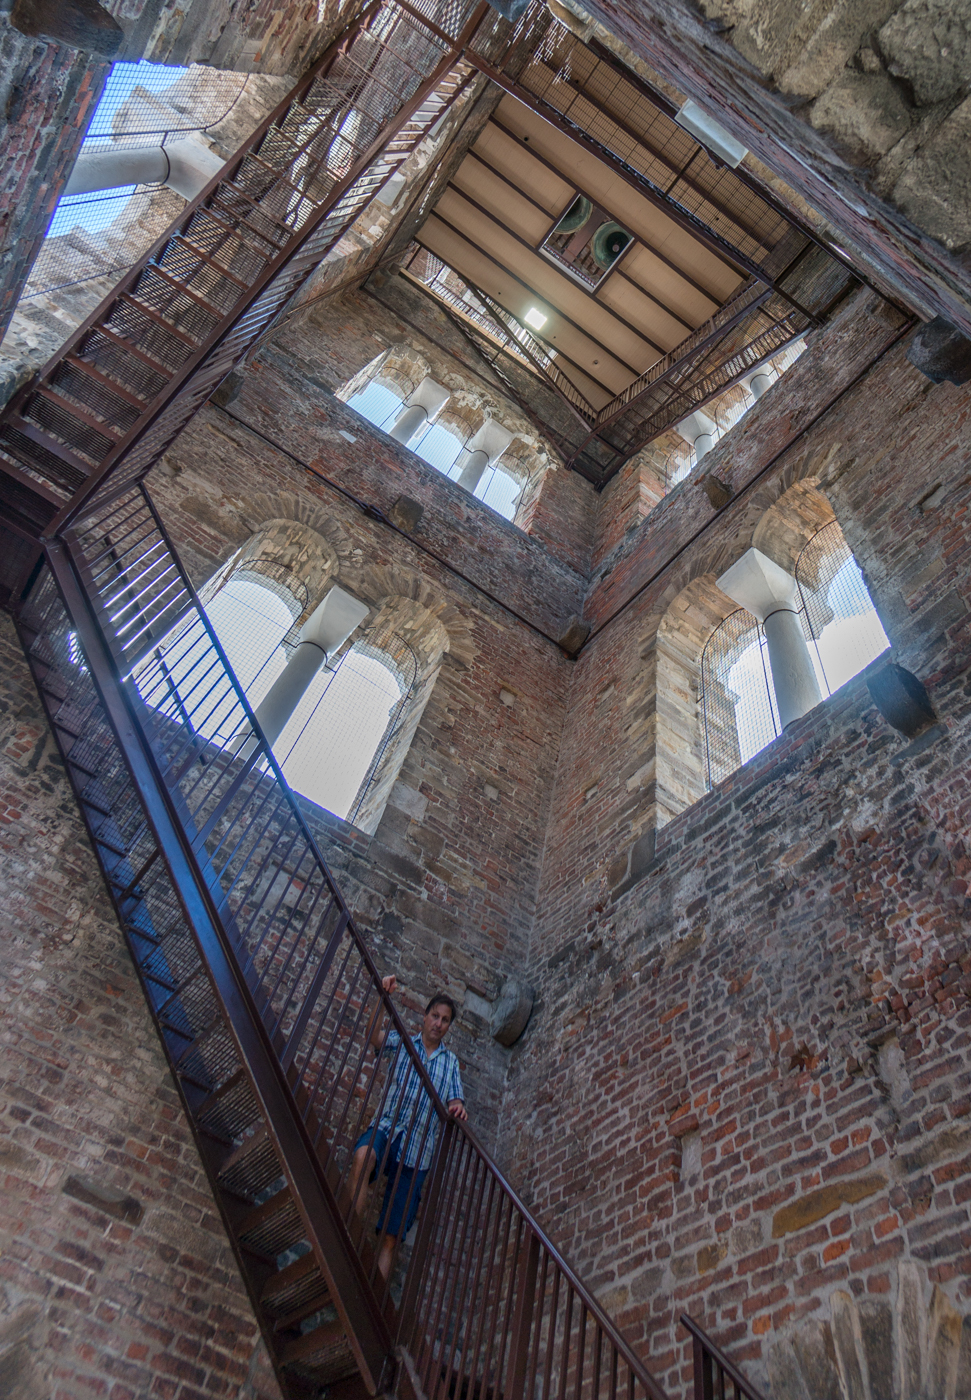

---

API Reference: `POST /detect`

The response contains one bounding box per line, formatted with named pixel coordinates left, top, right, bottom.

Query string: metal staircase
left=1, top=2, right=775, bottom=1392
left=0, top=0, right=486, bottom=576
left=16, top=483, right=686, bottom=1399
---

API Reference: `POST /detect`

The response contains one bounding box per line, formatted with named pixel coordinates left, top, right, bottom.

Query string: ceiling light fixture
left=525, top=307, right=547, bottom=329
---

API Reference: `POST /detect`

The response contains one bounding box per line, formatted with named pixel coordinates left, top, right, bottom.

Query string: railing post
left=693, top=1332, right=713, bottom=1400
left=397, top=1115, right=456, bottom=1350
left=508, top=1224, right=541, bottom=1397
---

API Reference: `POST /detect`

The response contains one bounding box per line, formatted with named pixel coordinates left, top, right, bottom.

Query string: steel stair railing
left=16, top=484, right=682, bottom=1398
left=0, top=0, right=489, bottom=546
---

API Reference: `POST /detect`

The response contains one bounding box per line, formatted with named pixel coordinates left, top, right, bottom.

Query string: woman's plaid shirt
left=376, top=1029, right=465, bottom=1170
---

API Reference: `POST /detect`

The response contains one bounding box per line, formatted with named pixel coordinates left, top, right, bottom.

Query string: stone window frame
left=654, top=480, right=892, bottom=824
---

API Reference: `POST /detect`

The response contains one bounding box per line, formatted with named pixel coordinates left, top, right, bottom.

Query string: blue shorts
left=354, top=1126, right=427, bottom=1239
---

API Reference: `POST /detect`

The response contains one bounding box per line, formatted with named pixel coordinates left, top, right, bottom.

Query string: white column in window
left=253, top=585, right=370, bottom=747
left=717, top=548, right=822, bottom=729
left=675, top=409, right=717, bottom=465
left=388, top=376, right=450, bottom=445
left=742, top=368, right=774, bottom=400
left=454, top=419, right=515, bottom=493
left=64, top=136, right=225, bottom=200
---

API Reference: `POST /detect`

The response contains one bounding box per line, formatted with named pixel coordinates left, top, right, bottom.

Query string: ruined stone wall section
left=0, top=613, right=283, bottom=1400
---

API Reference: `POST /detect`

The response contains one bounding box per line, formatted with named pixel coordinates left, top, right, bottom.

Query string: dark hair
left=425, top=992, right=457, bottom=1023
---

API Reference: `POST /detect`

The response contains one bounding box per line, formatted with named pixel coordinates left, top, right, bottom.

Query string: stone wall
left=576, top=0, right=971, bottom=339
left=0, top=611, right=283, bottom=1400
left=495, top=291, right=971, bottom=1394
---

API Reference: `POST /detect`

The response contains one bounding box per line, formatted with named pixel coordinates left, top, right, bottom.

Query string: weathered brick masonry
left=497, top=289, right=971, bottom=1394
left=148, top=337, right=590, bottom=1138
left=0, top=612, right=284, bottom=1399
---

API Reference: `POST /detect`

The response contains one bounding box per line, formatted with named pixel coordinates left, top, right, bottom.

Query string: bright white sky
left=346, top=383, right=521, bottom=520
left=727, top=555, right=889, bottom=764
left=48, top=61, right=191, bottom=237
left=206, top=578, right=401, bottom=821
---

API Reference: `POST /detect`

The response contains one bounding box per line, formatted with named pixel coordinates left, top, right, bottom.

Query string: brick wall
left=204, top=343, right=593, bottom=630
left=0, top=612, right=283, bottom=1400
left=151, top=388, right=579, bottom=1137
left=269, top=272, right=599, bottom=578
left=494, top=298, right=971, bottom=1394
left=505, top=658, right=971, bottom=1397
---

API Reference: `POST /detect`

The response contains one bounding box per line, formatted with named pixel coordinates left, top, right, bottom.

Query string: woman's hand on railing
left=447, top=1098, right=468, bottom=1121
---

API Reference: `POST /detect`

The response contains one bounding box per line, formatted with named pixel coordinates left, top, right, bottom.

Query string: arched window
left=795, top=519, right=890, bottom=693
left=458, top=457, right=522, bottom=520
left=701, top=519, right=888, bottom=789
left=203, top=562, right=307, bottom=707
left=133, top=561, right=307, bottom=750
left=271, top=626, right=418, bottom=823
left=345, top=378, right=405, bottom=430
left=413, top=418, right=464, bottom=474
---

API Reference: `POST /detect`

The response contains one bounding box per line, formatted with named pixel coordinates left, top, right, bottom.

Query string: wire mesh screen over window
left=796, top=519, right=890, bottom=693
left=701, top=609, right=780, bottom=790
left=23, top=62, right=250, bottom=302
left=701, top=520, right=889, bottom=790
left=344, top=372, right=523, bottom=520
left=135, top=570, right=417, bottom=825
left=275, top=624, right=418, bottom=825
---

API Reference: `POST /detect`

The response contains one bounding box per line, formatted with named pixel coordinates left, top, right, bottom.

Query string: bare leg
left=348, top=1145, right=376, bottom=1218
left=376, top=1231, right=397, bottom=1281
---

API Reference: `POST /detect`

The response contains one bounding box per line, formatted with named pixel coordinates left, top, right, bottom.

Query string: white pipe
left=744, top=370, right=774, bottom=400
left=676, top=409, right=717, bottom=467
left=388, top=376, right=449, bottom=445
left=454, top=419, right=515, bottom=492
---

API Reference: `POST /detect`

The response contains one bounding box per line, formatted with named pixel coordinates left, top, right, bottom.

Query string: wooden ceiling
left=416, top=93, right=752, bottom=411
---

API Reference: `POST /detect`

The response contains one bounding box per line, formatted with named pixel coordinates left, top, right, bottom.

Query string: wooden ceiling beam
left=584, top=36, right=879, bottom=301
left=444, top=179, right=667, bottom=363
left=463, top=146, right=696, bottom=336
left=421, top=212, right=622, bottom=399
left=468, top=58, right=787, bottom=290
left=547, top=67, right=780, bottom=254
left=487, top=116, right=722, bottom=309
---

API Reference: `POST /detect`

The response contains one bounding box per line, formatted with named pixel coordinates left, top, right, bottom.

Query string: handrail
left=680, top=1314, right=769, bottom=1400
left=403, top=244, right=598, bottom=422
left=49, top=481, right=674, bottom=1400
left=0, top=0, right=487, bottom=539
left=593, top=282, right=772, bottom=426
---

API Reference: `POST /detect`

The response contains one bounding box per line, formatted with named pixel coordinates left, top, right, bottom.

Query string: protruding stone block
left=906, top=317, right=971, bottom=386
left=490, top=977, right=534, bottom=1047
left=866, top=662, right=936, bottom=736
left=63, top=1173, right=144, bottom=1223
left=388, top=496, right=423, bottom=532
left=701, top=474, right=732, bottom=509
left=212, top=371, right=245, bottom=407
left=558, top=616, right=590, bottom=656
left=10, top=0, right=124, bottom=54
